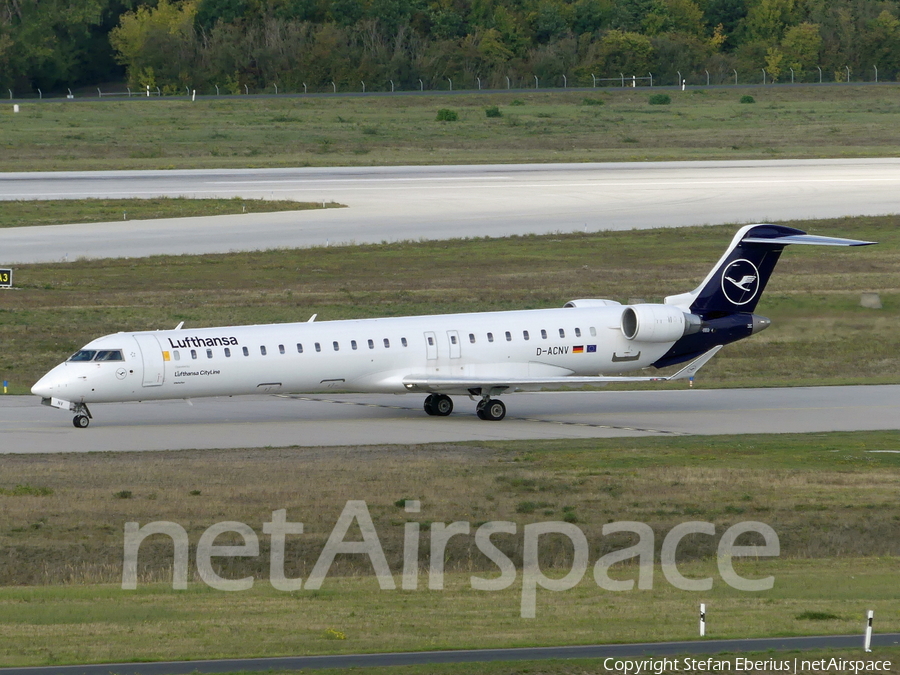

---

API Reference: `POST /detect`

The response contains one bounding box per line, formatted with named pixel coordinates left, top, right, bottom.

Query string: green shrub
left=485, top=105, right=502, bottom=118
left=581, top=97, right=604, bottom=106
left=740, top=95, right=755, bottom=104
left=114, top=490, right=133, bottom=499
left=510, top=99, right=525, bottom=106
left=436, top=108, right=458, bottom=121
left=796, top=611, right=841, bottom=621
left=0, top=484, right=53, bottom=496
left=649, top=93, right=671, bottom=105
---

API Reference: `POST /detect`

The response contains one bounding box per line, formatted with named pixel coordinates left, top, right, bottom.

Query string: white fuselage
left=33, top=305, right=675, bottom=404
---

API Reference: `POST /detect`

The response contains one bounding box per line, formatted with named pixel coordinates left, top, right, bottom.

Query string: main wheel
left=476, top=399, right=487, bottom=420
left=423, top=394, right=437, bottom=416
left=483, top=399, right=506, bottom=421
left=433, top=394, right=453, bottom=416
left=73, top=414, right=90, bottom=429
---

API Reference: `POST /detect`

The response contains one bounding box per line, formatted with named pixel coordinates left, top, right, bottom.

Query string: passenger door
left=133, top=334, right=165, bottom=387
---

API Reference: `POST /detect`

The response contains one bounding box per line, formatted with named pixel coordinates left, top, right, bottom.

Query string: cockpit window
left=68, top=349, right=124, bottom=362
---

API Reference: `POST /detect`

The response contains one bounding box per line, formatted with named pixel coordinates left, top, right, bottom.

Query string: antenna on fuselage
left=174, top=321, right=184, bottom=330
left=307, top=314, right=317, bottom=322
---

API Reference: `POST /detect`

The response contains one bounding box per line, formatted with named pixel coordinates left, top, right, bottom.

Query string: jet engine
left=622, top=304, right=703, bottom=342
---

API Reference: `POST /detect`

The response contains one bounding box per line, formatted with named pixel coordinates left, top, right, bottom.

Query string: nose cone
left=31, top=364, right=68, bottom=398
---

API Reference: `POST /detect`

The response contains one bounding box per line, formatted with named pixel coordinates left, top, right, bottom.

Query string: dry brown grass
left=2, top=432, right=899, bottom=586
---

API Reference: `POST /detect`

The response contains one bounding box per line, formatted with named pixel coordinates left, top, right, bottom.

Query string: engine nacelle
left=621, top=304, right=702, bottom=342
left=563, top=299, right=622, bottom=308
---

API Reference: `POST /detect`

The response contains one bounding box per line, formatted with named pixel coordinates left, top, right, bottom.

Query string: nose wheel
left=71, top=403, right=93, bottom=429
left=476, top=398, right=506, bottom=421
left=424, top=394, right=453, bottom=416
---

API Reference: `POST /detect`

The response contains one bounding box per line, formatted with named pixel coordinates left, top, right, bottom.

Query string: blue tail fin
left=665, top=224, right=874, bottom=318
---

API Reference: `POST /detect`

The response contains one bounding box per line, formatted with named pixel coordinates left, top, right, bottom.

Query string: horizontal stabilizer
left=742, top=234, right=875, bottom=247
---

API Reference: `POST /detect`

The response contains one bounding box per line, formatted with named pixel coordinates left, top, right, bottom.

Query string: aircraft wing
left=402, top=346, right=722, bottom=394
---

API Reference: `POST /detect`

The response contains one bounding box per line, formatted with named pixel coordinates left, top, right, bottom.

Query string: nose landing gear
left=72, top=403, right=93, bottom=429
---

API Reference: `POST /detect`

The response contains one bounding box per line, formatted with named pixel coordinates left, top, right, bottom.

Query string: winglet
left=666, top=345, right=722, bottom=380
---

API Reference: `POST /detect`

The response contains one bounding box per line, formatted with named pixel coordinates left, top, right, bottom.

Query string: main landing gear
left=423, top=393, right=506, bottom=420
left=72, top=403, right=92, bottom=429
left=424, top=393, right=453, bottom=416
left=476, top=397, right=506, bottom=421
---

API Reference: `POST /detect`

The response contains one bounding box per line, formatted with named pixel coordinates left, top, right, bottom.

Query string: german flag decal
left=573, top=345, right=584, bottom=353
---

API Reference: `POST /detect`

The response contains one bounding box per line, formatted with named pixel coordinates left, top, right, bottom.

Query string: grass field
left=1, top=563, right=898, bottom=666
left=0, top=198, right=341, bottom=228
left=2, top=85, right=900, bottom=171
left=1, top=216, right=896, bottom=394
left=1, top=431, right=899, bottom=666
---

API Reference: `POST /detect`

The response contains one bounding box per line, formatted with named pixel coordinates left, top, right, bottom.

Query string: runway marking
left=279, top=395, right=684, bottom=435
left=517, top=416, right=687, bottom=434
left=208, top=176, right=513, bottom=184
left=5, top=175, right=900, bottom=201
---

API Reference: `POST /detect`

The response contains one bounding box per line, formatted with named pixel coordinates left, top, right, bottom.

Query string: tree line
left=3, top=0, right=900, bottom=94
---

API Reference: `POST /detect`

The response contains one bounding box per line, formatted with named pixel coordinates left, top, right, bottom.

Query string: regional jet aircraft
left=32, top=225, right=873, bottom=427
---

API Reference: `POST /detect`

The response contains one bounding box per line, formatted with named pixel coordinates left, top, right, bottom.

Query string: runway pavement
left=3, top=384, right=898, bottom=453
left=2, top=158, right=900, bottom=262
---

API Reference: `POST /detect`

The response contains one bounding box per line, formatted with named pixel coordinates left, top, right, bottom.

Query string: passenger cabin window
left=590, top=327, right=597, bottom=337
left=351, top=340, right=358, bottom=350
left=450, top=335, right=457, bottom=345
left=68, top=350, right=96, bottom=362
left=206, top=349, right=213, bottom=359
left=95, top=350, right=124, bottom=361
left=224, top=348, right=231, bottom=358
left=315, top=342, right=321, bottom=352
left=487, top=332, right=494, bottom=343
left=559, top=328, right=565, bottom=338
left=384, top=338, right=390, bottom=348
left=191, top=349, right=197, bottom=360
left=279, top=344, right=285, bottom=354
left=260, top=346, right=267, bottom=356
left=427, top=336, right=434, bottom=346
left=173, top=351, right=181, bottom=361
left=505, top=331, right=512, bottom=342
left=469, top=333, right=476, bottom=343
left=242, top=346, right=249, bottom=356
left=297, top=343, right=303, bottom=353
left=333, top=341, right=340, bottom=351
left=575, top=327, right=582, bottom=337
left=523, top=330, right=530, bottom=340
left=368, top=339, right=375, bottom=350
left=401, top=337, right=408, bottom=347
left=541, top=329, right=548, bottom=339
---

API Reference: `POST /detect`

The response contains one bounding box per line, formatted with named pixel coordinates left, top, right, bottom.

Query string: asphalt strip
left=3, top=633, right=900, bottom=675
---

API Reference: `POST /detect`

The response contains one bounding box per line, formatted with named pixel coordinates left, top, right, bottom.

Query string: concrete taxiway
left=2, top=158, right=900, bottom=262
left=3, top=384, right=898, bottom=453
